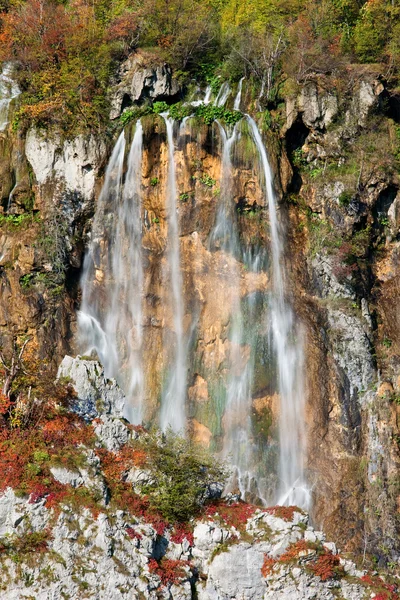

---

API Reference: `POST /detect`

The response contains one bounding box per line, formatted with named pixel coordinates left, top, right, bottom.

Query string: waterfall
left=77, top=90, right=309, bottom=507
left=214, top=82, right=231, bottom=107
left=211, top=122, right=266, bottom=501
left=233, top=78, right=244, bottom=111
left=247, top=116, right=310, bottom=509
left=0, top=63, right=20, bottom=132
left=159, top=116, right=187, bottom=433
left=78, top=122, right=145, bottom=423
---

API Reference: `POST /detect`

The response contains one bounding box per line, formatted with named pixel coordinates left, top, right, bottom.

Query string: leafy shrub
left=168, top=102, right=193, bottom=121
left=199, top=174, right=216, bottom=187
left=120, top=106, right=152, bottom=126
left=265, top=505, right=302, bottom=521
left=205, top=500, right=256, bottom=530
left=153, top=101, right=169, bottom=114
left=338, top=190, right=353, bottom=207
left=148, top=558, right=190, bottom=586
left=308, top=552, right=342, bottom=581
left=138, top=429, right=227, bottom=523
left=195, top=104, right=242, bottom=126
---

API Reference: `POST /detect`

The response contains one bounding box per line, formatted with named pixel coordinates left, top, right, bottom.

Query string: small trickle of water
left=0, top=63, right=20, bottom=132
left=214, top=82, right=231, bottom=107
left=246, top=115, right=311, bottom=510
left=78, top=122, right=145, bottom=424
left=191, top=85, right=212, bottom=107
left=233, top=77, right=244, bottom=111
left=159, top=115, right=187, bottom=434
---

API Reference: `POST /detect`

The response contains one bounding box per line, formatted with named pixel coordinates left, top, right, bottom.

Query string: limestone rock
left=110, top=53, right=181, bottom=119
left=57, top=355, right=125, bottom=420
left=25, top=128, right=106, bottom=202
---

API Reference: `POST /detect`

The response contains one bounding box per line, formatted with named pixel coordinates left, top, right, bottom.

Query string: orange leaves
left=0, top=392, right=12, bottom=416
left=309, top=552, right=342, bottom=581
left=261, top=541, right=344, bottom=582
left=261, top=556, right=275, bottom=577
left=265, top=505, right=300, bottom=521
left=148, top=558, right=190, bottom=586
left=205, top=500, right=256, bottom=530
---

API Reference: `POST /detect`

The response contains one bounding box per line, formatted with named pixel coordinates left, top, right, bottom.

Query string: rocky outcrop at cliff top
left=110, top=51, right=181, bottom=119
left=0, top=355, right=387, bottom=600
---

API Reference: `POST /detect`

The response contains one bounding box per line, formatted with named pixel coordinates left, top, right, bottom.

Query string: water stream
left=159, top=116, right=187, bottom=433
left=247, top=116, right=310, bottom=509
left=78, top=88, right=309, bottom=508
left=79, top=123, right=145, bottom=423
left=212, top=121, right=265, bottom=500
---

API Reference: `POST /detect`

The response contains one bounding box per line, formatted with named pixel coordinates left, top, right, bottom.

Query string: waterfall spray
left=79, top=122, right=145, bottom=423
left=159, top=116, right=187, bottom=433
left=210, top=122, right=266, bottom=501
left=247, top=116, right=310, bottom=509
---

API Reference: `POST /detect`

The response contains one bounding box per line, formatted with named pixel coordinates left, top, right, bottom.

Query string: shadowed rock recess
left=1, top=47, right=400, bottom=598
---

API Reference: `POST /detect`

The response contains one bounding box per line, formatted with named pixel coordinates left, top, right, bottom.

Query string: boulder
left=57, top=355, right=125, bottom=420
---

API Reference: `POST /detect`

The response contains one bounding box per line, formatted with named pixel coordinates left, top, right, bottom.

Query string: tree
left=138, top=429, right=228, bottom=522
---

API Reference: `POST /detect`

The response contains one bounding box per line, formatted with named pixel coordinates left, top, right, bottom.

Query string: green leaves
left=195, top=104, right=243, bottom=126
left=137, top=429, right=227, bottom=523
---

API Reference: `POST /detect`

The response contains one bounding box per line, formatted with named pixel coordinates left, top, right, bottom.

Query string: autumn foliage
left=148, top=558, right=191, bottom=586
left=261, top=541, right=345, bottom=583
left=205, top=500, right=257, bottom=530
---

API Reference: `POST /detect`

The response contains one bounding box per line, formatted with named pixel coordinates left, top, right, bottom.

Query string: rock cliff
left=0, top=357, right=391, bottom=600
left=1, top=57, right=400, bottom=570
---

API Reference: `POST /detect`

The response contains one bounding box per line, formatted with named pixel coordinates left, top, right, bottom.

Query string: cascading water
left=77, top=79, right=309, bottom=508
left=247, top=116, right=310, bottom=509
left=233, top=78, right=244, bottom=111
left=78, top=122, right=145, bottom=423
left=159, top=115, right=187, bottom=433
left=0, top=63, right=20, bottom=132
left=214, top=82, right=231, bottom=107
left=210, top=121, right=266, bottom=501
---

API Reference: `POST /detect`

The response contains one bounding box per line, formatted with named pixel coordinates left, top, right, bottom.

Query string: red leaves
left=170, top=523, right=194, bottom=547
left=205, top=501, right=256, bottom=529
left=261, top=556, right=275, bottom=577
left=125, top=527, right=142, bottom=540
left=0, top=392, right=12, bottom=416
left=361, top=574, right=399, bottom=600
left=265, top=505, right=300, bottom=521
left=261, top=542, right=344, bottom=583
left=148, top=558, right=190, bottom=586
left=309, top=552, right=342, bottom=581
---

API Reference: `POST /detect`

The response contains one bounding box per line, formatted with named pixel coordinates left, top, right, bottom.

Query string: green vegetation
left=0, top=213, right=38, bottom=229
left=2, top=0, right=398, bottom=133
left=138, top=429, right=227, bottom=522
left=199, top=174, right=216, bottom=187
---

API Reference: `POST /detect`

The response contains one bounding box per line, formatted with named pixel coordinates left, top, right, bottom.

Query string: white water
left=77, top=95, right=310, bottom=506
left=214, top=82, right=231, bottom=107
left=159, top=115, right=187, bottom=433
left=191, top=85, right=212, bottom=107
left=0, top=63, right=20, bottom=132
left=247, top=116, right=310, bottom=509
left=233, top=78, right=244, bottom=111
left=210, top=122, right=266, bottom=501
left=79, top=123, right=145, bottom=423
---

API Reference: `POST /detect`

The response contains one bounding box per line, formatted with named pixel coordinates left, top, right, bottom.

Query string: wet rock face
left=286, top=70, right=400, bottom=557
left=1, top=61, right=400, bottom=563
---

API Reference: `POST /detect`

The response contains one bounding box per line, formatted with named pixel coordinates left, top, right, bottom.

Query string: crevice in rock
left=284, top=116, right=310, bottom=194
